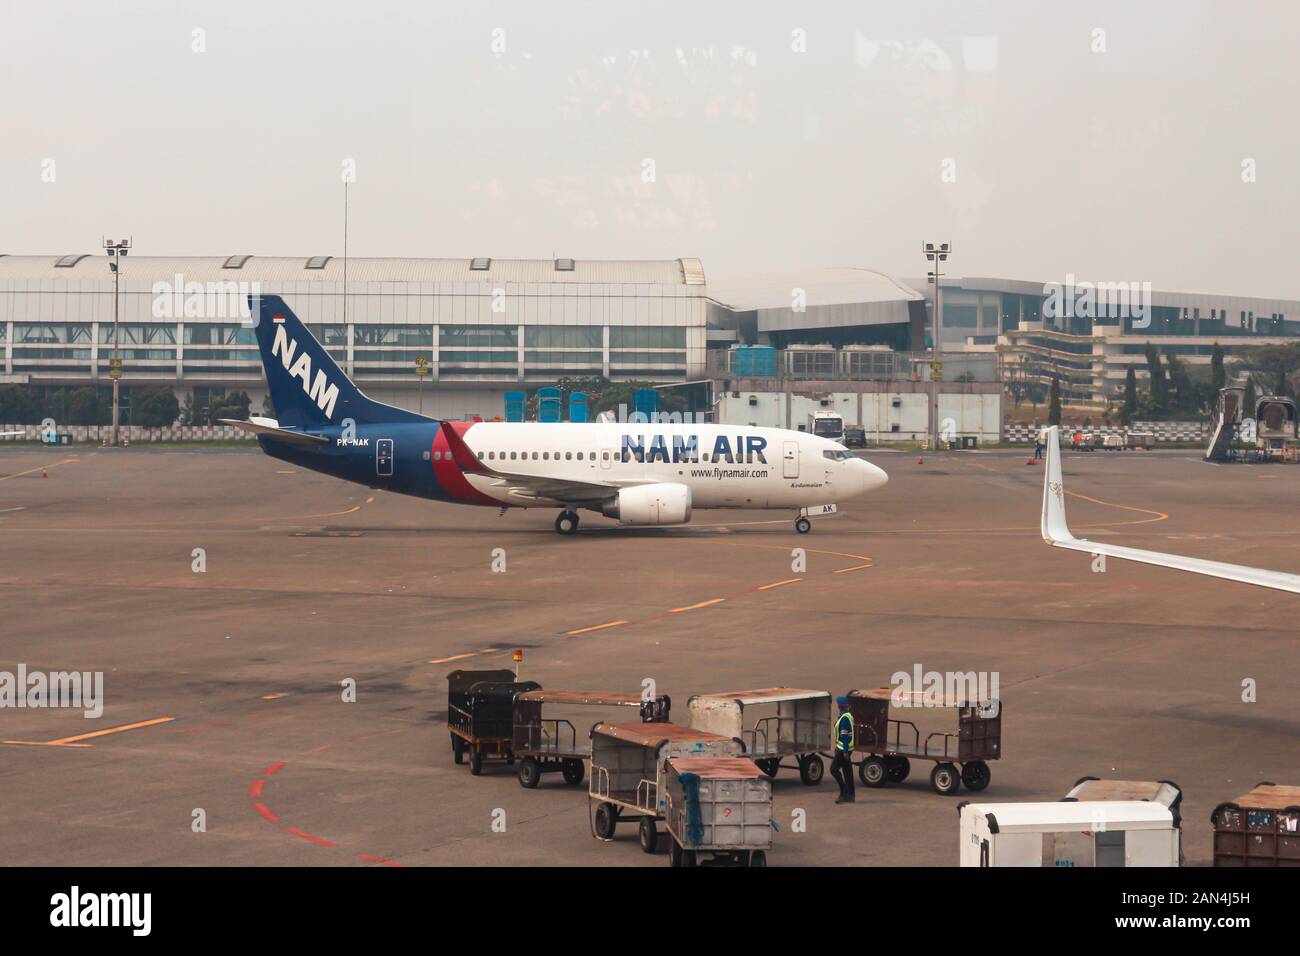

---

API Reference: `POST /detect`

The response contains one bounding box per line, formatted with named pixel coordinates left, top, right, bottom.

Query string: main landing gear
left=555, top=510, right=580, bottom=535
left=794, top=516, right=812, bottom=534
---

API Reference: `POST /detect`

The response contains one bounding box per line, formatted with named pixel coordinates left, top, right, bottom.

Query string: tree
left=0, top=385, right=39, bottom=424
left=1234, top=341, right=1300, bottom=398
left=1210, top=342, right=1226, bottom=393
left=134, top=388, right=180, bottom=428
left=66, top=387, right=107, bottom=425
left=1144, top=342, right=1168, bottom=415
left=1048, top=378, right=1062, bottom=426
left=1122, top=366, right=1138, bottom=425
left=210, top=391, right=252, bottom=422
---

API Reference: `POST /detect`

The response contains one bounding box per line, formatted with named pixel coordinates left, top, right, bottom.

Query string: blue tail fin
left=250, top=294, right=429, bottom=428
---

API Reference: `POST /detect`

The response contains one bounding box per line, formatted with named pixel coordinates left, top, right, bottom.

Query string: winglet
left=439, top=421, right=493, bottom=476
left=1040, top=425, right=1076, bottom=545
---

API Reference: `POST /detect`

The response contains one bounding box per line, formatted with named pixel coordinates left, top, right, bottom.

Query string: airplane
left=220, top=294, right=888, bottom=534
left=1040, top=424, right=1300, bottom=593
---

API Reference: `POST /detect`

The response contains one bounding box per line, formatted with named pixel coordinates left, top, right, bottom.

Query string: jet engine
left=601, top=482, right=692, bottom=526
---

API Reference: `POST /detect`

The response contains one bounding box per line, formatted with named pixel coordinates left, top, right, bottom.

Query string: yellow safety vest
left=833, top=712, right=854, bottom=751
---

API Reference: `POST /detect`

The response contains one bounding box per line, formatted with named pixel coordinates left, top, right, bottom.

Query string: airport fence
left=1003, top=420, right=1210, bottom=443
left=0, top=423, right=256, bottom=443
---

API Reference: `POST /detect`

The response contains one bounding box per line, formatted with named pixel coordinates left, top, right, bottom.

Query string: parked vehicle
left=959, top=800, right=1180, bottom=866
left=844, top=426, right=867, bottom=448
left=512, top=690, right=670, bottom=789
left=661, top=756, right=773, bottom=867
left=688, top=688, right=831, bottom=785
left=1210, top=782, right=1300, bottom=866
left=847, top=687, right=1001, bottom=795
left=447, top=669, right=538, bottom=775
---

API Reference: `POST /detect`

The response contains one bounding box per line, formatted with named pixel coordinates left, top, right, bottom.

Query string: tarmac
left=0, top=443, right=1296, bottom=866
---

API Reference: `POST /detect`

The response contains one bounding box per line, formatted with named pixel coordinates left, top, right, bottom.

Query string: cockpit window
left=822, top=449, right=853, bottom=461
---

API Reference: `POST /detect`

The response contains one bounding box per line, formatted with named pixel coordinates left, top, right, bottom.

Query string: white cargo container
left=959, top=800, right=1180, bottom=867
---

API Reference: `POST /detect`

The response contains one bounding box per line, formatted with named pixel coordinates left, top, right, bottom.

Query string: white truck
left=806, top=411, right=845, bottom=443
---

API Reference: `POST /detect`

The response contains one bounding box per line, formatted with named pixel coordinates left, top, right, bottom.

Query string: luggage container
left=1064, top=776, right=1184, bottom=864
left=687, top=688, right=831, bottom=785
left=958, top=801, right=1180, bottom=867
left=511, top=690, right=671, bottom=789
left=661, top=756, right=773, bottom=867
left=446, top=669, right=539, bottom=775
left=1210, top=782, right=1300, bottom=867
left=848, top=687, right=1001, bottom=795
left=589, top=722, right=744, bottom=854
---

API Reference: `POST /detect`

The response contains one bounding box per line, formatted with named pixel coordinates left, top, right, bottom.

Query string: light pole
left=103, top=237, right=132, bottom=446
left=922, top=241, right=951, bottom=451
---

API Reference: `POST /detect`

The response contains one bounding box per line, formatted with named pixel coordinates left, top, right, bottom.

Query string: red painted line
left=249, top=780, right=265, bottom=798
left=286, top=827, right=336, bottom=848
left=253, top=802, right=278, bottom=823
left=179, top=721, right=233, bottom=734
left=263, top=760, right=287, bottom=776
left=356, top=853, right=406, bottom=868
left=296, top=742, right=337, bottom=755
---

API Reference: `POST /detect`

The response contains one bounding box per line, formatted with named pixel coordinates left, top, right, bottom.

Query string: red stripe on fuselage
left=432, top=422, right=502, bottom=507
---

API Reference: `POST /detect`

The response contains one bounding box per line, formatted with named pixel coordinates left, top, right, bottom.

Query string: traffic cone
left=1026, top=456, right=1037, bottom=466
left=42, top=469, right=48, bottom=478
left=916, top=456, right=924, bottom=464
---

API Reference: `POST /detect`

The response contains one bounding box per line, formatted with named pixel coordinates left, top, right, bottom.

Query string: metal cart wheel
left=593, top=802, right=618, bottom=839
left=561, top=758, right=585, bottom=786
left=859, top=756, right=887, bottom=787
left=885, top=756, right=910, bottom=783
left=757, top=758, right=780, bottom=778
left=469, top=745, right=485, bottom=775
left=451, top=734, right=465, bottom=765
left=961, top=761, right=991, bottom=792
left=748, top=850, right=768, bottom=867
left=639, top=816, right=659, bottom=854
left=518, top=757, right=541, bottom=789
left=668, top=837, right=684, bottom=867
left=930, top=762, right=960, bottom=795
left=798, top=753, right=824, bottom=786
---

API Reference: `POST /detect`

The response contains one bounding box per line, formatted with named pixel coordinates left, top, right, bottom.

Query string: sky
left=4, top=0, right=1299, bottom=296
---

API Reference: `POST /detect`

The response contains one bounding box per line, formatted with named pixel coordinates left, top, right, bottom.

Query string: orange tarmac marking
left=45, top=716, right=174, bottom=746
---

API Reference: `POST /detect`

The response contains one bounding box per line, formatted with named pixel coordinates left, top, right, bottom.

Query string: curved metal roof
left=0, top=255, right=703, bottom=285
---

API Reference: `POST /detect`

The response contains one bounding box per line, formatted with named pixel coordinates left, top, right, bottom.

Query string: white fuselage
left=458, top=422, right=887, bottom=510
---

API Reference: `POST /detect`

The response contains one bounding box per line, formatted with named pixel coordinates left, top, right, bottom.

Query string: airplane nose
left=851, top=457, right=888, bottom=495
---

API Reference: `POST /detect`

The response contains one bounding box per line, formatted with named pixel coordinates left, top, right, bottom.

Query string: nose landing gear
left=555, top=510, right=580, bottom=535
left=794, top=516, right=812, bottom=534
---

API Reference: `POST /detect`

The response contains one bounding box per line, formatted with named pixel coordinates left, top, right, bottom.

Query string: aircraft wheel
left=555, top=511, right=579, bottom=535
left=794, top=516, right=812, bottom=534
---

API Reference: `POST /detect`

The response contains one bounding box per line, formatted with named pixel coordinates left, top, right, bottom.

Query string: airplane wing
left=217, top=417, right=330, bottom=447
left=1040, top=424, right=1300, bottom=594
left=440, top=421, right=621, bottom=504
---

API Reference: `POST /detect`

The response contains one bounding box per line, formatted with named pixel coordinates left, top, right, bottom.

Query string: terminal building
left=2, top=253, right=1296, bottom=433
left=927, top=277, right=1300, bottom=407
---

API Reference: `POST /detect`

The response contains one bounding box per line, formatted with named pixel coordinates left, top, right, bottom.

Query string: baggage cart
left=848, top=687, right=1001, bottom=795
left=662, top=756, right=773, bottom=867
left=1210, top=782, right=1300, bottom=867
left=446, top=669, right=539, bottom=775
left=589, top=722, right=744, bottom=854
left=512, top=690, right=671, bottom=789
left=687, top=688, right=831, bottom=785
left=1064, top=776, right=1184, bottom=864
left=959, top=800, right=1179, bottom=867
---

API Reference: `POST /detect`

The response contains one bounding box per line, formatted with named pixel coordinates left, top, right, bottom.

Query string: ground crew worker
left=831, top=696, right=855, bottom=804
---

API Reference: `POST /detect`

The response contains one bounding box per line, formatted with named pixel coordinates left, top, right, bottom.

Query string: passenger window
left=702, top=453, right=710, bottom=462
left=476, top=452, right=484, bottom=460
left=602, top=451, right=609, bottom=461
left=510, top=452, right=517, bottom=460
left=576, top=452, right=583, bottom=461
left=532, top=452, right=539, bottom=460
left=565, top=452, right=572, bottom=460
